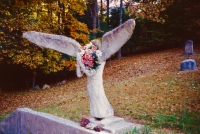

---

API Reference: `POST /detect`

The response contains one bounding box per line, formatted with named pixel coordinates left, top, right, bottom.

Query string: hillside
left=0, top=46, right=200, bottom=133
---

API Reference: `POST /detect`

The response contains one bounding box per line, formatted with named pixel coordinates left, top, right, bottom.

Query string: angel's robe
left=76, top=53, right=114, bottom=118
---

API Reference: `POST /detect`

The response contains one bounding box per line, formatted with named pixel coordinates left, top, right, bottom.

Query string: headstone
left=61, top=80, right=67, bottom=85
left=0, top=108, right=144, bottom=134
left=0, top=108, right=106, bottom=134
left=183, top=40, right=195, bottom=56
left=180, top=59, right=197, bottom=71
left=33, top=85, right=40, bottom=90
left=42, top=84, right=51, bottom=89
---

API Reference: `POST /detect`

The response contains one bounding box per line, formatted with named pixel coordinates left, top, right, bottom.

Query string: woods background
left=0, top=0, right=200, bottom=91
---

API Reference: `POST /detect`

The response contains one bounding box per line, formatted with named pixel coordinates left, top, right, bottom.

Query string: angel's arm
left=99, top=19, right=136, bottom=61
left=23, top=31, right=82, bottom=57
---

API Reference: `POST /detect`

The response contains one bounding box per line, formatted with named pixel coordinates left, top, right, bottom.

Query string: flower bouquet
left=81, top=43, right=102, bottom=70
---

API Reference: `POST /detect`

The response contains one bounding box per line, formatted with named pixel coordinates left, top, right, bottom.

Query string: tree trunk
left=93, top=0, right=98, bottom=37
left=117, top=0, right=123, bottom=58
left=92, top=14, right=97, bottom=37
left=48, top=2, right=53, bottom=23
left=32, top=71, right=36, bottom=89
left=100, top=0, right=103, bottom=22
left=87, top=0, right=98, bottom=38
left=97, top=1, right=100, bottom=29
left=106, top=0, right=109, bottom=25
left=119, top=0, right=123, bottom=25
left=57, top=1, right=61, bottom=34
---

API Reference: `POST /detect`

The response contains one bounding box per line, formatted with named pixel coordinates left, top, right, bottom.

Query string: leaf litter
left=0, top=46, right=200, bottom=133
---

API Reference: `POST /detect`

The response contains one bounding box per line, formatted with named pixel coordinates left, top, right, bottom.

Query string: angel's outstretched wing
left=23, top=31, right=82, bottom=57
left=100, top=19, right=136, bottom=61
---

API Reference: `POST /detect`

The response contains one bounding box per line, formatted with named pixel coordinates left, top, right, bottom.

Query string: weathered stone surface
left=183, top=40, right=195, bottom=56
left=0, top=108, right=143, bottom=134
left=103, top=120, right=142, bottom=134
left=180, top=59, right=197, bottom=71
left=0, top=108, right=108, bottom=134
left=90, top=116, right=143, bottom=134
left=42, top=84, right=51, bottom=89
left=90, top=116, right=124, bottom=126
left=0, top=130, right=5, bottom=134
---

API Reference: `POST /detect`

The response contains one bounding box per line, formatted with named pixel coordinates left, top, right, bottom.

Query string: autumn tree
left=160, top=0, right=200, bottom=44
left=0, top=0, right=89, bottom=88
left=127, top=0, right=173, bottom=22
left=86, top=0, right=98, bottom=38
left=124, top=0, right=174, bottom=50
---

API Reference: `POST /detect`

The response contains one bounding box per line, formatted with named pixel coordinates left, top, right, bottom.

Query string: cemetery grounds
left=0, top=46, right=200, bottom=134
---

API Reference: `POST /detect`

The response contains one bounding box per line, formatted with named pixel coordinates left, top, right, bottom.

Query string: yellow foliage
left=64, top=13, right=90, bottom=44
left=61, top=58, right=76, bottom=71
left=1, top=0, right=90, bottom=73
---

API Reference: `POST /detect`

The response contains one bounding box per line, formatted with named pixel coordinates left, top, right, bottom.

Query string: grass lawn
left=0, top=46, right=200, bottom=133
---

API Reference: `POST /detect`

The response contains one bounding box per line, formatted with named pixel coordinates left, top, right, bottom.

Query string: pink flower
left=82, top=51, right=93, bottom=61
left=87, top=60, right=94, bottom=67
left=82, top=50, right=94, bottom=67
left=92, top=45, right=98, bottom=51
left=82, top=58, right=87, bottom=64
left=81, top=44, right=101, bottom=69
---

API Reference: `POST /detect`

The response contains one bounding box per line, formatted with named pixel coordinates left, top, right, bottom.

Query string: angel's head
left=90, top=39, right=102, bottom=50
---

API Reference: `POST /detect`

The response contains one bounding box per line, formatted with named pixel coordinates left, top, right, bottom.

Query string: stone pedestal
left=0, top=108, right=143, bottom=134
left=90, top=116, right=143, bottom=134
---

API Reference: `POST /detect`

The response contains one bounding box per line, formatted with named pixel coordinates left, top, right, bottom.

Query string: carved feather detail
left=23, top=31, right=82, bottom=57
left=100, top=19, right=136, bottom=61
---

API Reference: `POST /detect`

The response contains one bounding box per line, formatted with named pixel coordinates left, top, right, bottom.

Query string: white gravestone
left=23, top=19, right=136, bottom=119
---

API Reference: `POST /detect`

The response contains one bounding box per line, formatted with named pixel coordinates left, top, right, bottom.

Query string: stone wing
left=23, top=31, right=82, bottom=57
left=100, top=19, right=136, bottom=61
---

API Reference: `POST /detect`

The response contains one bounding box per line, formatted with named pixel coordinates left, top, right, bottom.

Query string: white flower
left=85, top=123, right=95, bottom=130
left=85, top=42, right=93, bottom=49
left=96, top=50, right=102, bottom=58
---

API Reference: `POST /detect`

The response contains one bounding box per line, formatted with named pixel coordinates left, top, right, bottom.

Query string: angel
left=23, top=19, right=136, bottom=119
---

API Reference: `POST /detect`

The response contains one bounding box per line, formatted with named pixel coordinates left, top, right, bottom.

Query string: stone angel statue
left=23, top=19, right=136, bottom=119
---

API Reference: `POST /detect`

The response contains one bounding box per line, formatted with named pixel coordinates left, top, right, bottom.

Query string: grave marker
left=183, top=40, right=195, bottom=56
left=0, top=108, right=144, bottom=134
left=180, top=59, right=197, bottom=71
